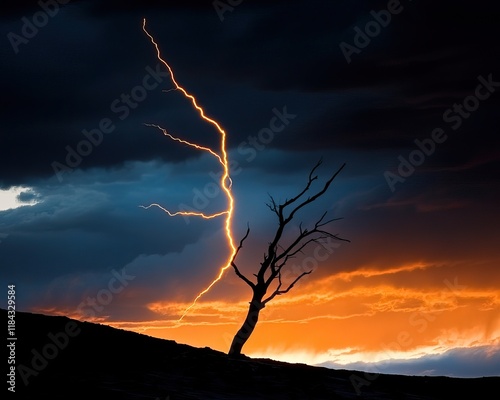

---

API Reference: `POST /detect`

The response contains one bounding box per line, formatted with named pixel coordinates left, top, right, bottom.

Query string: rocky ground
left=3, top=309, right=498, bottom=399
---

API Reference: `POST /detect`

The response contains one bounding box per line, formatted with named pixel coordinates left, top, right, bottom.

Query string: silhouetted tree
left=228, top=160, right=349, bottom=356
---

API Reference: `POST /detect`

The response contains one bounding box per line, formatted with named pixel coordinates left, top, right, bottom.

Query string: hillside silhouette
left=3, top=309, right=497, bottom=399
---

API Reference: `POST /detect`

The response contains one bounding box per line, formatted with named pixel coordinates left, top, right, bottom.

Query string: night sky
left=1, top=0, right=500, bottom=377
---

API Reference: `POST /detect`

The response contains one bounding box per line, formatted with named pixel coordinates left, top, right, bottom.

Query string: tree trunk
left=228, top=293, right=265, bottom=356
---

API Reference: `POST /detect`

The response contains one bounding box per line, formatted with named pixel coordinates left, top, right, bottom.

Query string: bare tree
left=228, top=160, right=349, bottom=356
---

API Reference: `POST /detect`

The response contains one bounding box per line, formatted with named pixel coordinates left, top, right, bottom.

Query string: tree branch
left=231, top=226, right=255, bottom=289
left=284, top=162, right=346, bottom=224
left=268, top=212, right=349, bottom=280
left=231, top=161, right=349, bottom=306
left=262, top=270, right=312, bottom=305
left=266, top=194, right=281, bottom=222
left=262, top=162, right=346, bottom=270
left=280, top=159, right=323, bottom=210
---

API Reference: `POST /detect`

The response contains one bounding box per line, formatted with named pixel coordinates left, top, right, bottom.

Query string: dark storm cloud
left=0, top=161, right=221, bottom=283
left=249, top=0, right=500, bottom=166
left=0, top=0, right=214, bottom=18
left=296, top=1, right=500, bottom=93
left=278, top=0, right=500, bottom=155
left=2, top=0, right=312, bottom=186
left=287, top=90, right=500, bottom=153
left=2, top=0, right=499, bottom=187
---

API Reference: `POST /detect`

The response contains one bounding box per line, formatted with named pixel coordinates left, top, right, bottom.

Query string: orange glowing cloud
left=97, top=254, right=500, bottom=366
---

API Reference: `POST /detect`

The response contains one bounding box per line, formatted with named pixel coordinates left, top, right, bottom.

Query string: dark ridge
left=3, top=309, right=498, bottom=399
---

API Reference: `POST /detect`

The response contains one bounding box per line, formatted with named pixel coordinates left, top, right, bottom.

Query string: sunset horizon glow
left=34, top=254, right=500, bottom=376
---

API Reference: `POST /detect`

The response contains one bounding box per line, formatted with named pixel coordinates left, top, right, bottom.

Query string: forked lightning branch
left=141, top=19, right=237, bottom=321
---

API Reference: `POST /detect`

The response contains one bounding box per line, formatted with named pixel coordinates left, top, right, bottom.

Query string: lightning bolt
left=142, top=18, right=236, bottom=321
